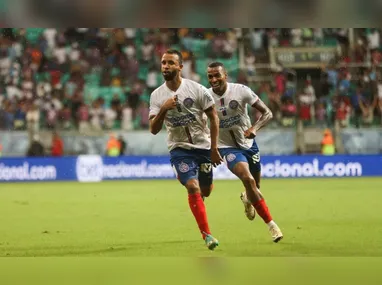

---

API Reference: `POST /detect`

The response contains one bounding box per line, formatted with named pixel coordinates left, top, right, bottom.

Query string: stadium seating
left=0, top=28, right=381, bottom=132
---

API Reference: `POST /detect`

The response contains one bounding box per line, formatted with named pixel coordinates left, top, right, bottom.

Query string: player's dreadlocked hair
left=165, top=49, right=183, bottom=64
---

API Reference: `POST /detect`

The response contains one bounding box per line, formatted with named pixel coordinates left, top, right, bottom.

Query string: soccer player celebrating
left=206, top=62, right=283, bottom=243
left=149, top=50, right=224, bottom=250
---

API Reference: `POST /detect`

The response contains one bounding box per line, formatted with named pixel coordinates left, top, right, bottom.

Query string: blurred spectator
left=351, top=87, right=366, bottom=128
left=51, top=131, right=64, bottom=157
left=77, top=102, right=89, bottom=133
left=315, top=102, right=327, bottom=127
left=45, top=102, right=58, bottom=129
left=367, top=28, right=380, bottom=53
left=302, top=28, right=314, bottom=47
left=304, top=79, right=316, bottom=122
left=320, top=73, right=332, bottom=99
left=280, top=97, right=297, bottom=127
left=60, top=103, right=72, bottom=130
left=104, top=105, right=117, bottom=129
left=146, top=66, right=159, bottom=94
left=26, top=103, right=40, bottom=141
left=267, top=29, right=279, bottom=48
left=354, top=39, right=367, bottom=63
left=336, top=100, right=351, bottom=128
left=121, top=102, right=133, bottom=131
left=106, top=133, right=120, bottom=156
left=291, top=28, right=303, bottom=47
left=26, top=135, right=44, bottom=157
left=244, top=51, right=256, bottom=76
left=136, top=101, right=150, bottom=129
left=249, top=29, right=265, bottom=51
left=89, top=100, right=104, bottom=131
left=359, top=96, right=378, bottom=126
left=274, top=67, right=286, bottom=96
left=118, top=135, right=127, bottom=156
left=314, top=28, right=324, bottom=46
left=321, top=129, right=335, bottom=155
left=14, top=101, right=27, bottom=130
left=338, top=72, right=351, bottom=97
left=5, top=82, right=22, bottom=101
left=140, top=37, right=155, bottom=64
left=222, top=29, right=238, bottom=58
left=127, top=81, right=143, bottom=118
left=3, top=100, right=15, bottom=130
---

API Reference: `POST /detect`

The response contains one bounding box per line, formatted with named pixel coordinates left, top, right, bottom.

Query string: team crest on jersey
left=229, top=100, right=239, bottom=110
left=178, top=162, right=190, bottom=173
left=183, top=98, right=194, bottom=108
left=226, top=153, right=236, bottom=162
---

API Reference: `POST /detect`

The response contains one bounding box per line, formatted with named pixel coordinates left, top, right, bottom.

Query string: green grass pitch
left=1, top=177, right=381, bottom=258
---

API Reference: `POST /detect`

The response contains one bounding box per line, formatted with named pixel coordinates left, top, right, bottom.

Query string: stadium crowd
left=0, top=28, right=381, bottom=135
left=246, top=28, right=382, bottom=128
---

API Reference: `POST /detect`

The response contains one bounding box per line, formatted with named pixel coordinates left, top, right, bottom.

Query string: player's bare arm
left=204, top=106, right=223, bottom=167
left=244, top=99, right=273, bottom=139
left=149, top=96, right=177, bottom=135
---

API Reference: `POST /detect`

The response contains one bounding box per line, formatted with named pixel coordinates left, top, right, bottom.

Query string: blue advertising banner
left=0, top=155, right=381, bottom=183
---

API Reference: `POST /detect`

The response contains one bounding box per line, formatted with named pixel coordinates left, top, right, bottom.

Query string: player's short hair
left=164, top=49, right=183, bottom=64
left=208, top=62, right=225, bottom=69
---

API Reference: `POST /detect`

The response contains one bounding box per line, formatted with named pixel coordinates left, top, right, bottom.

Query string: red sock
left=253, top=199, right=273, bottom=224
left=188, top=193, right=211, bottom=239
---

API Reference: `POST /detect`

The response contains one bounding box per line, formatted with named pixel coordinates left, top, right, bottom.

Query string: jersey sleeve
left=149, top=91, right=161, bottom=118
left=198, top=85, right=215, bottom=111
left=242, top=85, right=259, bottom=106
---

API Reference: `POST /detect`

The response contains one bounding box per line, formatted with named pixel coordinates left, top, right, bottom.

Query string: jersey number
left=200, top=163, right=212, bottom=173
left=252, top=153, right=260, bottom=164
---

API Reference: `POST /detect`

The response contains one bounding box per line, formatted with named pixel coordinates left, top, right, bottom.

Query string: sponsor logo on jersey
left=220, top=114, right=241, bottom=128
left=168, top=113, right=197, bottom=127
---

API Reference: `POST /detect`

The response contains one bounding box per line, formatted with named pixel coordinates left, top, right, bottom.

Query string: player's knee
left=241, top=175, right=255, bottom=187
left=185, top=179, right=200, bottom=194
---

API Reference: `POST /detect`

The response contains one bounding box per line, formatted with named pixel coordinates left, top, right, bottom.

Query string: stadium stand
left=0, top=28, right=381, bottom=138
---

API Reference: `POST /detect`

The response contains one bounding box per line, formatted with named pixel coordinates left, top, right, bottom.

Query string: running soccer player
left=206, top=62, right=283, bottom=243
left=149, top=50, right=224, bottom=250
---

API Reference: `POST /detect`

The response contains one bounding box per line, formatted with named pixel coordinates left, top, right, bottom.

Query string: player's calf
left=200, top=184, right=213, bottom=200
left=185, top=179, right=218, bottom=247
left=252, top=198, right=284, bottom=243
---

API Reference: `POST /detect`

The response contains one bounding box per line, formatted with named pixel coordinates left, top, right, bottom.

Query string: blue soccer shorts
left=170, top=147, right=213, bottom=187
left=219, top=140, right=261, bottom=175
